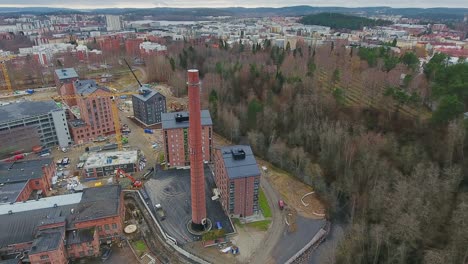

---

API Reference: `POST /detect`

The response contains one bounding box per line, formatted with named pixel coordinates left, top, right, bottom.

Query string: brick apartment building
left=0, top=185, right=125, bottom=263
left=0, top=158, right=56, bottom=203
left=161, top=110, right=213, bottom=167
left=54, top=68, right=79, bottom=106
left=213, top=145, right=261, bottom=217
left=132, top=86, right=166, bottom=126
left=67, top=80, right=115, bottom=144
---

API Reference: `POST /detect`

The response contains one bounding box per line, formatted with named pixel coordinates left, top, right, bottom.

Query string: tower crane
left=0, top=59, right=12, bottom=93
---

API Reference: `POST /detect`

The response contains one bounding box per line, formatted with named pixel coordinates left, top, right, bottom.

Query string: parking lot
left=144, top=165, right=234, bottom=245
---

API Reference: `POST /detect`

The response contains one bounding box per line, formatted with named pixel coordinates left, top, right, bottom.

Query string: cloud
left=0, top=0, right=467, bottom=8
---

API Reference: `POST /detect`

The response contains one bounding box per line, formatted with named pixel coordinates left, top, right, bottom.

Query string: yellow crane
left=42, top=91, right=140, bottom=151
left=0, top=60, right=12, bottom=93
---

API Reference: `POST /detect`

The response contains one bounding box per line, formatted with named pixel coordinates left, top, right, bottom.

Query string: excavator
left=115, top=168, right=143, bottom=189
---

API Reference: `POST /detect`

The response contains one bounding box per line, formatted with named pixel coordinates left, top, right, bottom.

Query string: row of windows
left=97, top=223, right=118, bottom=231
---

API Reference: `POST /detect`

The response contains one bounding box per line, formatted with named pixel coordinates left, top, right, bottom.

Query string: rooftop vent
left=175, top=113, right=189, bottom=123
left=8, top=210, right=13, bottom=215
left=231, top=148, right=246, bottom=160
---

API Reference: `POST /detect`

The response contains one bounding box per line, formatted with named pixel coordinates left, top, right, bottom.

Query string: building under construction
left=82, top=150, right=139, bottom=180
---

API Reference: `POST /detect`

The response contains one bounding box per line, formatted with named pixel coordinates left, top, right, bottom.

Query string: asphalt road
left=249, top=174, right=286, bottom=264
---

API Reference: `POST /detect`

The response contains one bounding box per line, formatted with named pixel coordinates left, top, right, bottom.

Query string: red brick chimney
left=188, top=69, right=207, bottom=227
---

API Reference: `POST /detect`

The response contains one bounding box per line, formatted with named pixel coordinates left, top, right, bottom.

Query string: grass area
left=132, top=240, right=148, bottom=256
left=232, top=218, right=241, bottom=227
left=246, top=220, right=271, bottom=231
left=259, top=188, right=272, bottom=218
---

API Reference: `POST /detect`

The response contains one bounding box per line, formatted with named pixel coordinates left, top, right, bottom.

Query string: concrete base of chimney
left=187, top=218, right=212, bottom=236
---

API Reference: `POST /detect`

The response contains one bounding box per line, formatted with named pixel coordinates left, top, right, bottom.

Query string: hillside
left=300, top=12, right=392, bottom=30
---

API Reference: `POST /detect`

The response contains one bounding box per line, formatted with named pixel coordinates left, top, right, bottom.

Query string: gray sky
left=0, top=0, right=467, bottom=8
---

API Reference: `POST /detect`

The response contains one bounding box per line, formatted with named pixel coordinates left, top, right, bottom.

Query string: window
left=40, top=255, right=49, bottom=259
left=88, top=249, right=94, bottom=256
left=104, top=224, right=110, bottom=230
left=97, top=226, right=102, bottom=232
left=112, top=223, right=117, bottom=229
left=35, top=180, right=40, bottom=186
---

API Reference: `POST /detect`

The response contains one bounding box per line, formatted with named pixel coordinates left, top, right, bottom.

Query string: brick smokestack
left=188, top=69, right=206, bottom=226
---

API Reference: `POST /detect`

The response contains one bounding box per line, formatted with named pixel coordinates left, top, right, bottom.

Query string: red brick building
left=67, top=80, right=115, bottom=144
left=54, top=68, right=79, bottom=106
left=213, top=145, right=261, bottom=217
left=0, top=158, right=56, bottom=203
left=161, top=110, right=213, bottom=167
left=0, top=185, right=125, bottom=262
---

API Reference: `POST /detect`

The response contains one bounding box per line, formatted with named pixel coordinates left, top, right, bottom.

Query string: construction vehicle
left=169, top=101, right=185, bottom=112
left=115, top=168, right=143, bottom=189
left=154, top=204, right=166, bottom=221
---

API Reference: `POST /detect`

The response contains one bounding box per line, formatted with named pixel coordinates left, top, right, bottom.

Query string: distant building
left=132, top=86, right=166, bottom=126
left=139, top=41, right=167, bottom=56
left=67, top=80, right=115, bottom=144
left=106, top=15, right=122, bottom=31
left=213, top=145, right=261, bottom=217
left=0, top=185, right=125, bottom=261
left=0, top=101, right=72, bottom=151
left=161, top=110, right=213, bottom=167
left=0, top=158, right=55, bottom=203
left=82, top=150, right=139, bottom=179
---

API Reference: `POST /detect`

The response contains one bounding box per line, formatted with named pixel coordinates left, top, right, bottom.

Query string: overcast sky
left=0, top=0, right=467, bottom=9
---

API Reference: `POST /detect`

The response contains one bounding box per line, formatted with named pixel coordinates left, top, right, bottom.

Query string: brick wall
left=29, top=239, right=66, bottom=264
left=164, top=125, right=212, bottom=167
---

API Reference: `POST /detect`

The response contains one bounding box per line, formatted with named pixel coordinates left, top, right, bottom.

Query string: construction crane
left=115, top=168, right=142, bottom=188
left=0, top=60, right=12, bottom=93
left=122, top=58, right=142, bottom=88
left=47, top=90, right=140, bottom=150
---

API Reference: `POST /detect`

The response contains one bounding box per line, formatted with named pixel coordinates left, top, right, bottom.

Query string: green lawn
left=259, top=188, right=272, bottom=217
left=132, top=240, right=148, bottom=256
left=246, top=220, right=271, bottom=231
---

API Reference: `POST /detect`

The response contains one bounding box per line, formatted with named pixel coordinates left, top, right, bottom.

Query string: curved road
left=250, top=174, right=286, bottom=264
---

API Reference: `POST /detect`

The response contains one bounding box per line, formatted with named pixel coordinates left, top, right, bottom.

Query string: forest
left=145, top=40, right=468, bottom=263
left=300, top=13, right=392, bottom=30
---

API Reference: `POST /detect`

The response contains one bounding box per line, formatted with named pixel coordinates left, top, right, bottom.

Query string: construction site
left=0, top=54, right=328, bottom=264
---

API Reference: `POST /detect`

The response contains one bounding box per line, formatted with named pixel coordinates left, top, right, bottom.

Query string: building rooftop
left=29, top=227, right=64, bottom=255
left=219, top=145, right=260, bottom=179
left=0, top=259, right=21, bottom=264
left=161, top=110, right=212, bottom=130
left=0, top=100, right=59, bottom=124
left=69, top=119, right=87, bottom=128
left=0, top=181, right=28, bottom=204
left=0, top=185, right=121, bottom=249
left=132, top=86, right=165, bottom=102
left=74, top=79, right=100, bottom=95
left=0, top=158, right=53, bottom=184
left=55, top=68, right=78, bottom=80
left=66, top=227, right=95, bottom=245
left=83, top=150, right=138, bottom=169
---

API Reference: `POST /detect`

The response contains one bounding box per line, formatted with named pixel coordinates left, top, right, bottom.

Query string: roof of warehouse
left=0, top=185, right=121, bottom=248
left=0, top=158, right=53, bottom=184
left=0, top=100, right=59, bottom=124
left=219, top=145, right=260, bottom=179
left=132, top=86, right=165, bottom=102
left=55, top=68, right=78, bottom=80
left=161, top=110, right=212, bottom=130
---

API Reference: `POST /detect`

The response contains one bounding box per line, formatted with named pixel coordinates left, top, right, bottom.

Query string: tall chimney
left=188, top=69, right=207, bottom=227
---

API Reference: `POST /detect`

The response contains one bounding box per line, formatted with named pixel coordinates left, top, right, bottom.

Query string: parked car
left=101, top=247, right=112, bottom=261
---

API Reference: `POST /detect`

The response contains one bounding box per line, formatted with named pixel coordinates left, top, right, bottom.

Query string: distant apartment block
left=0, top=158, right=55, bottom=203
left=213, top=145, right=261, bottom=217
left=106, top=15, right=122, bottom=31
left=132, top=86, right=166, bottom=126
left=0, top=185, right=125, bottom=262
left=161, top=110, right=213, bottom=167
left=0, top=101, right=72, bottom=151
left=67, top=80, right=115, bottom=144
left=139, top=41, right=167, bottom=56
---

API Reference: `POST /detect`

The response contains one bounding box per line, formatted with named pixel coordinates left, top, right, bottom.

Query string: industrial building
left=132, top=86, right=166, bottom=126
left=67, top=80, right=115, bottom=144
left=82, top=150, right=139, bottom=180
left=213, top=145, right=261, bottom=217
left=161, top=110, right=213, bottom=167
left=0, top=185, right=125, bottom=262
left=0, top=158, right=56, bottom=203
left=0, top=101, right=72, bottom=154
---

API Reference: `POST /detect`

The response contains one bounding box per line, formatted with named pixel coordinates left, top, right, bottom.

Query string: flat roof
left=161, top=110, right=212, bottom=130
left=0, top=100, right=59, bottom=124
left=219, top=145, right=260, bottom=179
left=0, top=158, right=53, bottom=184
left=55, top=68, right=78, bottom=80
left=0, top=192, right=82, bottom=215
left=83, top=150, right=138, bottom=169
left=0, top=181, right=28, bottom=204
left=132, top=86, right=165, bottom=102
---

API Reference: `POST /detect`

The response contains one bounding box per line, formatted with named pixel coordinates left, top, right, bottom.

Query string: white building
left=106, top=15, right=122, bottom=31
